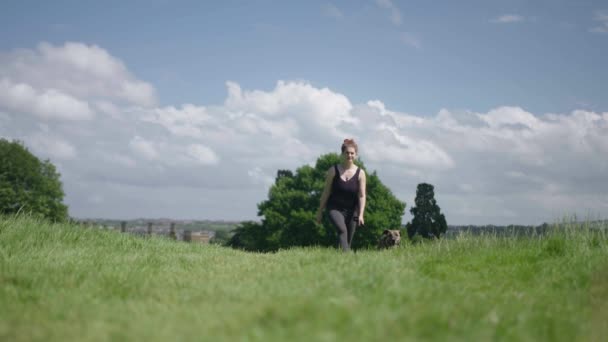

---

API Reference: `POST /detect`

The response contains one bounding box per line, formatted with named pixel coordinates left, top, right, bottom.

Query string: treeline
left=444, top=224, right=552, bottom=238
left=14, top=136, right=586, bottom=252
left=445, top=220, right=608, bottom=238
left=82, top=218, right=239, bottom=232
left=74, top=218, right=237, bottom=245
left=227, top=153, right=451, bottom=252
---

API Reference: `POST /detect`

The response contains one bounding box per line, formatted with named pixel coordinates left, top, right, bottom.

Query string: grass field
left=1, top=216, right=607, bottom=341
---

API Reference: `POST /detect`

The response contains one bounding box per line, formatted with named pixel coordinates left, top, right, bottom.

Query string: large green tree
left=228, top=153, right=405, bottom=251
left=406, top=183, right=447, bottom=239
left=0, top=139, right=68, bottom=221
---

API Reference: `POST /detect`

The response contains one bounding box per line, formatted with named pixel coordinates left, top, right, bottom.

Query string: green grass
left=1, top=216, right=607, bottom=341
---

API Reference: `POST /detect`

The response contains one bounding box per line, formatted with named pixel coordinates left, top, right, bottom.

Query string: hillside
left=1, top=216, right=607, bottom=341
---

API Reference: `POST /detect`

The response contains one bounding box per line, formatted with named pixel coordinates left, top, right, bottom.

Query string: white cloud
left=349, top=101, right=453, bottom=169
left=0, top=42, right=157, bottom=107
left=103, top=153, right=137, bottom=168
left=590, top=11, right=608, bottom=33
left=94, top=101, right=121, bottom=119
left=186, top=144, right=219, bottom=165
left=140, top=104, right=211, bottom=138
left=364, top=127, right=454, bottom=169
left=376, top=0, right=402, bottom=26
left=248, top=167, right=275, bottom=186
left=129, top=136, right=159, bottom=161
left=480, top=106, right=540, bottom=129
left=322, top=3, right=343, bottom=19
left=3, top=41, right=608, bottom=225
left=0, top=78, right=94, bottom=121
left=40, top=42, right=123, bottom=79
left=28, top=133, right=77, bottom=160
left=224, top=80, right=355, bottom=139
left=490, top=14, right=525, bottom=24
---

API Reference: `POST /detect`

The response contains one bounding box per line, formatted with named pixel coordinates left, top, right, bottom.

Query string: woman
left=316, top=138, right=367, bottom=252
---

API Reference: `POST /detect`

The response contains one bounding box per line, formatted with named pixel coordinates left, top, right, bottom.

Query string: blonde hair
left=341, top=138, right=358, bottom=153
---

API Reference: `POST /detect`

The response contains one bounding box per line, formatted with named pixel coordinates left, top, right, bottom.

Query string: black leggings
left=328, top=208, right=358, bottom=251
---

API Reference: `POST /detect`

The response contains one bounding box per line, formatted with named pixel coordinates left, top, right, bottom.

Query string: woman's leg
left=347, top=212, right=358, bottom=248
left=328, top=209, right=350, bottom=251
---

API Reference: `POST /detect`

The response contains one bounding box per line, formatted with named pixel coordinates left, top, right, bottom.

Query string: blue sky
left=1, top=1, right=607, bottom=225
left=3, top=0, right=606, bottom=115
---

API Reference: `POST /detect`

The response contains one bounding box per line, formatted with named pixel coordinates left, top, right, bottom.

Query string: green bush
left=0, top=139, right=68, bottom=221
left=228, top=153, right=405, bottom=251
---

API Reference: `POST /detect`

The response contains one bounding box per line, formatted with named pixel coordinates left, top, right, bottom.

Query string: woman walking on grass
left=316, top=138, right=367, bottom=252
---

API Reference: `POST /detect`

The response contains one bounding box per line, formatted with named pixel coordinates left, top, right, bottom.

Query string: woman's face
left=342, top=146, right=357, bottom=162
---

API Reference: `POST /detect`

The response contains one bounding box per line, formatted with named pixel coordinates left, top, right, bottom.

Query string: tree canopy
left=0, top=139, right=68, bottom=221
left=406, top=183, right=447, bottom=239
left=228, top=153, right=406, bottom=252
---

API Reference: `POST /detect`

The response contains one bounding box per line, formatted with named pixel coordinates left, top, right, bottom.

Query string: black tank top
left=327, top=164, right=360, bottom=210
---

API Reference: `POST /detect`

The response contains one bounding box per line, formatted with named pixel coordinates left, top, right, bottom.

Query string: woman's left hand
left=358, top=216, right=364, bottom=226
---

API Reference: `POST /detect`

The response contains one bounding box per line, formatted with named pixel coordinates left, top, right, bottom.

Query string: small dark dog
left=378, top=229, right=401, bottom=249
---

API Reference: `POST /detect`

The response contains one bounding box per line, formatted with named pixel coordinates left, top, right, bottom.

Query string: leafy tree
left=406, top=183, right=447, bottom=239
left=0, top=139, right=68, bottom=221
left=228, top=153, right=405, bottom=251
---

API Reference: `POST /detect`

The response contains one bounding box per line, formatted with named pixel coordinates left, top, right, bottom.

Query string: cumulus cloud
left=186, top=144, right=219, bottom=165
left=224, top=80, right=355, bottom=142
left=248, top=167, right=275, bottom=186
left=140, top=104, right=211, bottom=138
left=0, top=78, right=93, bottom=120
left=480, top=106, right=539, bottom=129
left=358, top=104, right=608, bottom=224
left=1, top=42, right=607, bottom=224
left=129, top=136, right=159, bottom=161
left=28, top=133, right=77, bottom=160
left=0, top=42, right=156, bottom=107
left=490, top=14, right=525, bottom=24
left=99, top=152, right=137, bottom=168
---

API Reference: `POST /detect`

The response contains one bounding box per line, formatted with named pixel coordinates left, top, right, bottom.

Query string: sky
left=0, top=0, right=607, bottom=225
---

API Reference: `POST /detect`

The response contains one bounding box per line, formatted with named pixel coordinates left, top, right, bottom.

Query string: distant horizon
left=73, top=217, right=245, bottom=224
left=74, top=215, right=605, bottom=228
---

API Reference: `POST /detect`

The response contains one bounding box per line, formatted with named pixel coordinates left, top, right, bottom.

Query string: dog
left=378, top=229, right=401, bottom=249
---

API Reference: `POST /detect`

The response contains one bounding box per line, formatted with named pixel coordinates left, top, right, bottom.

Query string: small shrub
left=542, top=236, right=567, bottom=257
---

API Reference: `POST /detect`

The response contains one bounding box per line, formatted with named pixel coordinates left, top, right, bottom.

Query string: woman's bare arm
left=358, top=170, right=367, bottom=225
left=316, top=168, right=334, bottom=223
